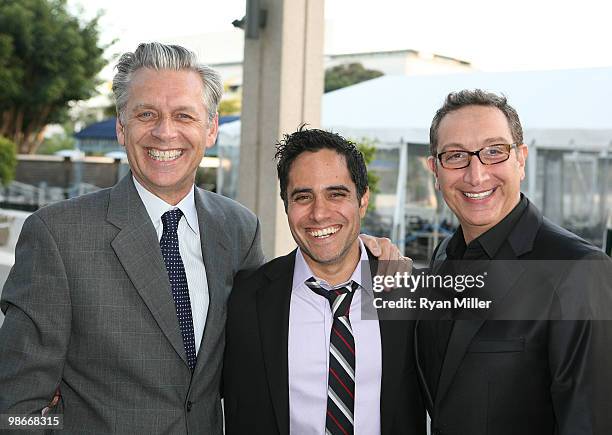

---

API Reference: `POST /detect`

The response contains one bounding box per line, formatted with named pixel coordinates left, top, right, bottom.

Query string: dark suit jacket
left=0, top=174, right=265, bottom=434
left=223, top=250, right=426, bottom=435
left=416, top=199, right=612, bottom=435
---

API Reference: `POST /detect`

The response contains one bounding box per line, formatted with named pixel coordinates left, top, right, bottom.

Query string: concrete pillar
left=238, top=0, right=325, bottom=258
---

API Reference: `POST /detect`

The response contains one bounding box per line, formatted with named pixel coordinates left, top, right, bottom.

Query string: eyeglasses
left=436, top=143, right=520, bottom=169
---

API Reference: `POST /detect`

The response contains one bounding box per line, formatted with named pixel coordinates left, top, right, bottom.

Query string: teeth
left=148, top=149, right=183, bottom=161
left=463, top=189, right=494, bottom=199
left=309, top=226, right=340, bottom=238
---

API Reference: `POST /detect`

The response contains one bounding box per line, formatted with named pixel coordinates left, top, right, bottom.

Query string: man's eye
left=137, top=111, right=154, bottom=119
left=176, top=113, right=193, bottom=120
left=294, top=195, right=310, bottom=202
left=330, top=192, right=347, bottom=198
left=446, top=152, right=466, bottom=161
left=485, top=147, right=504, bottom=155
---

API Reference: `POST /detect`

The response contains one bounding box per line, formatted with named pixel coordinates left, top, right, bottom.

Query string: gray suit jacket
left=0, top=175, right=265, bottom=434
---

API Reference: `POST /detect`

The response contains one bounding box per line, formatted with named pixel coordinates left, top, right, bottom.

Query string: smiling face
left=427, top=105, right=528, bottom=243
left=116, top=68, right=218, bottom=205
left=286, top=149, right=369, bottom=282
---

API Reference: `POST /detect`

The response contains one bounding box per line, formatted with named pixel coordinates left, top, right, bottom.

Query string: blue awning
left=73, top=116, right=241, bottom=157
left=74, top=118, right=117, bottom=140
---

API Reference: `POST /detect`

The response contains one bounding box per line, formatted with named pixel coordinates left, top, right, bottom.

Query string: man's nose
left=151, top=116, right=178, bottom=142
left=463, top=155, right=490, bottom=186
left=310, top=197, right=331, bottom=222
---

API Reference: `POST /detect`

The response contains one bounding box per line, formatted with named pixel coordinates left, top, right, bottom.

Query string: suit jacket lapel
left=434, top=241, right=529, bottom=406
left=380, top=322, right=409, bottom=434
left=414, top=265, right=447, bottom=413
left=108, top=175, right=188, bottom=365
left=414, top=317, right=435, bottom=413
left=193, top=187, right=231, bottom=376
left=257, top=252, right=296, bottom=435
left=434, top=317, right=486, bottom=408
left=369, top=253, right=411, bottom=434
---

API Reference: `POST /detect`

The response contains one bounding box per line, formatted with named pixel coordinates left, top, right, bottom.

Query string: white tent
left=321, top=67, right=612, bottom=148
left=221, top=67, right=612, bottom=148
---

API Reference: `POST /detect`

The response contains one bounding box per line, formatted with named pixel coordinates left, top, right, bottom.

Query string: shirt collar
left=447, top=193, right=528, bottom=259
left=132, top=176, right=200, bottom=236
left=292, top=238, right=368, bottom=291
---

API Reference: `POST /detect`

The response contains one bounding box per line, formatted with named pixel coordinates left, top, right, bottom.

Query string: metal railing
left=0, top=181, right=102, bottom=211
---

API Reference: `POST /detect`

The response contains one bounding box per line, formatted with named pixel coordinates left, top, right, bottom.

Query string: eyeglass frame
left=436, top=143, right=522, bottom=169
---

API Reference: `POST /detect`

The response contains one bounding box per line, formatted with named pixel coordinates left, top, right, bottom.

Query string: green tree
left=102, top=102, right=118, bottom=119
left=37, top=131, right=75, bottom=155
left=0, top=0, right=106, bottom=154
left=324, top=63, right=384, bottom=93
left=355, top=137, right=380, bottom=212
left=0, top=136, right=17, bottom=186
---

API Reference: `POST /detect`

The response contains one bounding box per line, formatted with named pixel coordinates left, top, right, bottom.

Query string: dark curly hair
left=275, top=125, right=368, bottom=210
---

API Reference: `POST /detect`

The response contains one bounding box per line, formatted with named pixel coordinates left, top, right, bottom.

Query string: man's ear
left=427, top=156, right=440, bottom=190
left=517, top=144, right=529, bottom=180
left=205, top=113, right=219, bottom=149
left=359, top=187, right=370, bottom=218
left=116, top=119, right=125, bottom=147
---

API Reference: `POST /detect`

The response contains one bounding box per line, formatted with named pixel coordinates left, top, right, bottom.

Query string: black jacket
left=416, top=198, right=612, bottom=435
left=223, top=250, right=426, bottom=434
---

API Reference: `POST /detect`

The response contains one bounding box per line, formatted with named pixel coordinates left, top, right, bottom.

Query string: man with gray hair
left=0, top=42, right=397, bottom=434
left=0, top=42, right=264, bottom=434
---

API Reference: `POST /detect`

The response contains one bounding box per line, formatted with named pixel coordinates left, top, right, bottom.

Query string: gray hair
left=112, top=42, right=223, bottom=124
left=429, top=89, right=524, bottom=156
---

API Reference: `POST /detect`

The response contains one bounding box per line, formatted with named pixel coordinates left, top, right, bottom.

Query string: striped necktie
left=160, top=209, right=197, bottom=371
left=305, top=277, right=360, bottom=435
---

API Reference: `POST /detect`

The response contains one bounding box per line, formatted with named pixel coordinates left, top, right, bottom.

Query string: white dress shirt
left=288, top=239, right=382, bottom=435
left=133, top=177, right=209, bottom=354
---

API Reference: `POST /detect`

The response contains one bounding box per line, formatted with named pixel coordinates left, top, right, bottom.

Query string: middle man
left=223, top=127, right=425, bottom=435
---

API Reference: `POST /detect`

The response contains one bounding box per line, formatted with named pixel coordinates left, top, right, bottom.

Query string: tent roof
left=74, top=118, right=117, bottom=140
left=74, top=115, right=240, bottom=140
left=321, top=67, right=612, bottom=147
left=73, top=116, right=240, bottom=156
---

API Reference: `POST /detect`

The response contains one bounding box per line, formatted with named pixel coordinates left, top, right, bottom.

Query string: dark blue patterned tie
left=160, top=209, right=197, bottom=371
left=305, top=278, right=359, bottom=435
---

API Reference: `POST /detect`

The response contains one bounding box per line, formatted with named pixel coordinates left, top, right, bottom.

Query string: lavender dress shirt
left=288, top=240, right=382, bottom=434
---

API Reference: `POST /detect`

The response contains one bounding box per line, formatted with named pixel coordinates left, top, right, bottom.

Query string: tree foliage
left=324, top=63, right=384, bottom=93
left=355, top=137, right=380, bottom=212
left=0, top=136, right=17, bottom=186
left=0, top=0, right=106, bottom=154
left=37, top=131, right=75, bottom=155
left=218, top=98, right=241, bottom=116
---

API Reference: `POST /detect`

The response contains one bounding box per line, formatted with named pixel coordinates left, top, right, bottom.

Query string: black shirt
left=446, top=194, right=529, bottom=261
left=427, top=194, right=529, bottom=400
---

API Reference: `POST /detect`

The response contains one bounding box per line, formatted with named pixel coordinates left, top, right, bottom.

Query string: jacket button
left=186, top=401, right=192, bottom=412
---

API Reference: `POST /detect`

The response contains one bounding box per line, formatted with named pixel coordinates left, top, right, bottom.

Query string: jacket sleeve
left=549, top=253, right=612, bottom=434
left=0, top=213, right=70, bottom=415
